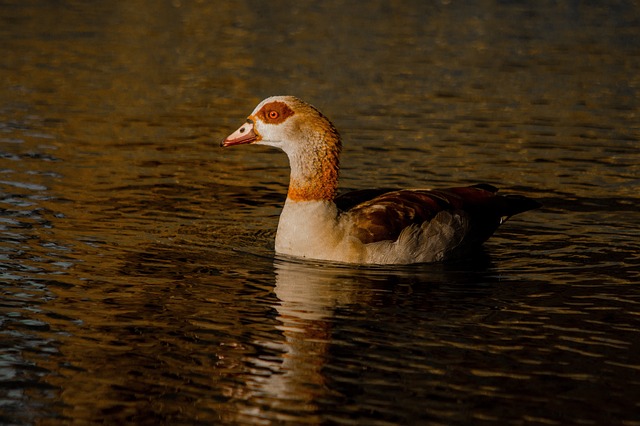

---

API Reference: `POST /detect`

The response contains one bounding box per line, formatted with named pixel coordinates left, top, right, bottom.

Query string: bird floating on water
left=221, top=96, right=540, bottom=264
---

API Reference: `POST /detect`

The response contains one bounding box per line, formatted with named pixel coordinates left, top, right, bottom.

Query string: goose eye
left=268, top=110, right=279, bottom=120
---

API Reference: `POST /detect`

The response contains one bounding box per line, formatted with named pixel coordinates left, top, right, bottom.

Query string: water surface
left=1, top=1, right=639, bottom=424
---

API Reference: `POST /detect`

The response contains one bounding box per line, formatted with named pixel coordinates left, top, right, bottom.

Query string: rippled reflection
left=244, top=257, right=496, bottom=423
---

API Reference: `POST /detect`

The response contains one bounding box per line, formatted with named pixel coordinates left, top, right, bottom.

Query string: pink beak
left=221, top=121, right=259, bottom=147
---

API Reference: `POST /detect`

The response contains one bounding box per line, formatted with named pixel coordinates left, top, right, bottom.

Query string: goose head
left=221, top=96, right=342, bottom=202
left=221, top=96, right=341, bottom=158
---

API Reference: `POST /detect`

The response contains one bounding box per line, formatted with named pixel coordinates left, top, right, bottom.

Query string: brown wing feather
left=341, top=185, right=541, bottom=245
left=334, top=188, right=395, bottom=211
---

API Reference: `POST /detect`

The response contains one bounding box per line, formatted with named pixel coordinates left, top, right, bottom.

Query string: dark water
left=2, top=1, right=639, bottom=424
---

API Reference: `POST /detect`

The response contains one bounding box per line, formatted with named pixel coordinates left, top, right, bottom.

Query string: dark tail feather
left=502, top=194, right=542, bottom=219
left=471, top=183, right=499, bottom=193
left=470, top=183, right=541, bottom=217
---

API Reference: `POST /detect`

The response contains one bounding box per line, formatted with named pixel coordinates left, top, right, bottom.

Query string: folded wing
left=338, top=184, right=541, bottom=247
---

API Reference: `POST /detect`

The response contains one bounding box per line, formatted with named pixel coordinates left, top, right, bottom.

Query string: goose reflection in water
left=242, top=254, right=497, bottom=423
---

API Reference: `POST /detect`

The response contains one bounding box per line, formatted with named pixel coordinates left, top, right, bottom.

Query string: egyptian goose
left=221, top=96, right=540, bottom=264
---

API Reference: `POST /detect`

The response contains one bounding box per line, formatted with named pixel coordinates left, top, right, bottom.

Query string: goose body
left=221, top=96, right=540, bottom=264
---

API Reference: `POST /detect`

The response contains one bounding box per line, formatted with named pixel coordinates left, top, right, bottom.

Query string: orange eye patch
left=257, top=101, right=295, bottom=124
